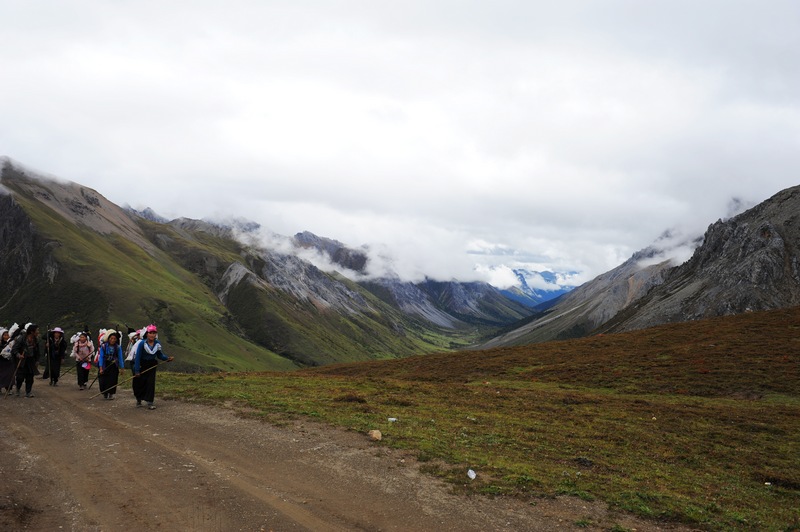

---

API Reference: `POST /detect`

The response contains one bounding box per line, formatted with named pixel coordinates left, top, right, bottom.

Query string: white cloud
left=2, top=1, right=799, bottom=289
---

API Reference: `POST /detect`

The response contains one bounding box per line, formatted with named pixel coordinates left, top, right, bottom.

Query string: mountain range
left=0, top=159, right=537, bottom=370
left=482, top=185, right=800, bottom=348
left=2, top=157, right=798, bottom=369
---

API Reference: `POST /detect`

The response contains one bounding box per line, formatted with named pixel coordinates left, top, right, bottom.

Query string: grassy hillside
left=162, top=306, right=800, bottom=530
left=142, top=219, right=474, bottom=365
left=223, top=265, right=479, bottom=366
left=4, top=187, right=297, bottom=372
left=2, top=176, right=472, bottom=370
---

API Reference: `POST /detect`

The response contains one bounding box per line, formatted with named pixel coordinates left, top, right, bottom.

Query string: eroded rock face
left=484, top=185, right=800, bottom=347
left=0, top=193, right=36, bottom=297
left=609, top=186, right=800, bottom=332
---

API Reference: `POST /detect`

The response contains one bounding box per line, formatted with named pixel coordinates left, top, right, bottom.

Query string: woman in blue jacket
left=133, top=324, right=173, bottom=409
left=98, top=330, right=125, bottom=400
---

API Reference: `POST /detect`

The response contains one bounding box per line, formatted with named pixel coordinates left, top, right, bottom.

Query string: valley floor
left=1, top=382, right=688, bottom=531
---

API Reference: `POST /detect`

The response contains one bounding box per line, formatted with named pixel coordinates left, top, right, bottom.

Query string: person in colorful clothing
left=71, top=331, right=94, bottom=390
left=97, top=330, right=124, bottom=400
left=133, top=324, right=173, bottom=409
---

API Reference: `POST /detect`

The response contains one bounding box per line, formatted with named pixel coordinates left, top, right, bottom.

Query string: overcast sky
left=2, top=1, right=799, bottom=289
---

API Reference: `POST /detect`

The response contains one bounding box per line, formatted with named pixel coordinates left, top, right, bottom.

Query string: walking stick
left=3, top=356, right=24, bottom=399
left=43, top=327, right=51, bottom=380
left=88, top=359, right=171, bottom=400
left=86, top=365, right=101, bottom=390
left=59, top=361, right=76, bottom=377
left=89, top=358, right=118, bottom=392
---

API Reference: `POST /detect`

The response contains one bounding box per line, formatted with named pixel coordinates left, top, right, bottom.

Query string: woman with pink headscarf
left=133, top=324, right=173, bottom=410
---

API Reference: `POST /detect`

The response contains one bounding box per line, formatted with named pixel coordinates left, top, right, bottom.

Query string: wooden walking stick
left=3, top=356, right=24, bottom=400
left=59, top=361, right=76, bottom=377
left=88, top=358, right=171, bottom=400
left=43, top=326, right=51, bottom=381
left=86, top=365, right=101, bottom=390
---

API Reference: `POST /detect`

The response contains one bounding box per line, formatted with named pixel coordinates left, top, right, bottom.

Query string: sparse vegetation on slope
left=162, top=306, right=800, bottom=531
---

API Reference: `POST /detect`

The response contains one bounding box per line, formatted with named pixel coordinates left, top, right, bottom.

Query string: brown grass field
left=162, top=305, right=800, bottom=530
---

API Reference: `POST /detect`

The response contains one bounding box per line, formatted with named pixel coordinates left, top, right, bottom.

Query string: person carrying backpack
left=15, top=323, right=41, bottom=398
left=0, top=327, right=14, bottom=394
left=71, top=331, right=94, bottom=390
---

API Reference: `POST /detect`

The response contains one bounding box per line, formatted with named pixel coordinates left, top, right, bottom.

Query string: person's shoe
left=25, top=393, right=34, bottom=398
left=53, top=382, right=58, bottom=387
left=136, top=401, right=142, bottom=407
left=147, top=403, right=156, bottom=410
left=109, top=394, right=115, bottom=400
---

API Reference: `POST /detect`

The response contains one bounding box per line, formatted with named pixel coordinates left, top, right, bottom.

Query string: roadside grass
left=161, top=306, right=800, bottom=531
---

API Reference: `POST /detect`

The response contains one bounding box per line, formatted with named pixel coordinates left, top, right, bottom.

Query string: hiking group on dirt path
left=0, top=322, right=173, bottom=408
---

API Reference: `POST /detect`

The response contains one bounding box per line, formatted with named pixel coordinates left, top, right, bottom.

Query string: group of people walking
left=0, top=323, right=173, bottom=409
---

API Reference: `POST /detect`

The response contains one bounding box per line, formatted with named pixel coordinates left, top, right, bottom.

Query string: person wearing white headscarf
left=14, top=323, right=41, bottom=397
left=0, top=327, right=13, bottom=393
left=45, top=327, right=68, bottom=386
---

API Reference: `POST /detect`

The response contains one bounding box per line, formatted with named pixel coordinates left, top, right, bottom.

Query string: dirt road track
left=1, top=382, right=686, bottom=531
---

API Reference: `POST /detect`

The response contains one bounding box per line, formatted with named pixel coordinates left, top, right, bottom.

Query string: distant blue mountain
left=499, top=269, right=575, bottom=308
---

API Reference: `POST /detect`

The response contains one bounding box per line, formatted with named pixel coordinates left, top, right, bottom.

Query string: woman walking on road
left=71, top=331, right=94, bottom=390
left=133, top=324, right=173, bottom=409
left=0, top=327, right=14, bottom=394
left=97, top=330, right=124, bottom=400
left=46, top=327, right=68, bottom=386
left=15, top=323, right=41, bottom=398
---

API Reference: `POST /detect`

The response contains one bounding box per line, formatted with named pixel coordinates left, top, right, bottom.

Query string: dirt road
left=1, top=381, right=684, bottom=531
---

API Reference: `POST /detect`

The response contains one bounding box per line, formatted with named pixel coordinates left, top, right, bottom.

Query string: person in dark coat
left=133, top=324, right=173, bottom=409
left=45, top=327, right=68, bottom=386
left=0, top=327, right=14, bottom=394
left=15, top=323, right=41, bottom=398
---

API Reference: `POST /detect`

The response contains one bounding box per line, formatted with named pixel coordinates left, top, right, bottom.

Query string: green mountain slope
left=1, top=171, right=296, bottom=372
left=0, top=164, right=473, bottom=369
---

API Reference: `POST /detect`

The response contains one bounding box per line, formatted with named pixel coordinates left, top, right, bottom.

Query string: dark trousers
left=98, top=364, right=120, bottom=396
left=133, top=359, right=158, bottom=403
left=16, top=373, right=33, bottom=394
left=76, top=362, right=90, bottom=386
left=48, top=356, right=63, bottom=383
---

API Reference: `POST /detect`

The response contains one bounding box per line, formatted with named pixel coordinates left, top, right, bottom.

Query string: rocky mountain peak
left=603, top=185, right=800, bottom=332
left=294, top=231, right=369, bottom=274
left=1, top=161, right=153, bottom=251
